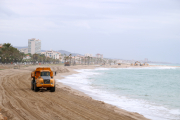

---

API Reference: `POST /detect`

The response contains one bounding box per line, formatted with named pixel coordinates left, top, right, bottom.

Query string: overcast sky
left=0, top=0, right=180, bottom=63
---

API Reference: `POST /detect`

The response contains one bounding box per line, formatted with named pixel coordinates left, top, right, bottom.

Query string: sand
left=0, top=64, right=156, bottom=120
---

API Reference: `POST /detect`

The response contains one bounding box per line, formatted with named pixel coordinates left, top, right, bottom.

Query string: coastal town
left=0, top=38, right=151, bottom=66
left=1, top=0, right=179, bottom=119
left=0, top=38, right=153, bottom=120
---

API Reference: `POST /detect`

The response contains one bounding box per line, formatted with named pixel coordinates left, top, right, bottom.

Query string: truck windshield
left=41, top=72, right=50, bottom=76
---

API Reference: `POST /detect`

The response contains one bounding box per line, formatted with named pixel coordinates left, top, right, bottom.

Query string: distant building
left=116, top=60, right=122, bottom=63
left=19, top=48, right=28, bottom=54
left=42, top=50, right=61, bottom=60
left=144, top=58, right=148, bottom=62
left=23, top=55, right=31, bottom=60
left=85, top=53, right=93, bottom=57
left=96, top=53, right=103, bottom=59
left=0, top=44, right=2, bottom=48
left=28, top=38, right=41, bottom=54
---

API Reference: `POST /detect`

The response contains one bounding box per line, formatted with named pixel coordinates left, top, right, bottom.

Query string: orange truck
left=31, top=67, right=55, bottom=92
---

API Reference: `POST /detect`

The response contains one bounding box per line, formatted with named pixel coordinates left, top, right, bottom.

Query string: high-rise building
left=28, top=38, right=41, bottom=54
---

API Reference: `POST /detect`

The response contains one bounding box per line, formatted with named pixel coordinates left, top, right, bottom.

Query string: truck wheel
left=50, top=85, right=55, bottom=92
left=33, top=77, right=35, bottom=82
left=34, top=82, right=39, bottom=92
left=31, top=81, right=34, bottom=90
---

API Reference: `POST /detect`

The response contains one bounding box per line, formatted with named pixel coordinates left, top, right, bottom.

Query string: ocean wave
left=117, top=67, right=178, bottom=70
left=57, top=69, right=180, bottom=120
left=94, top=68, right=110, bottom=71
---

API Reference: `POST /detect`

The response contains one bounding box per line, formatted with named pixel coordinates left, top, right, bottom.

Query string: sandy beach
left=1, top=0, right=180, bottom=119
left=0, top=64, right=171, bottom=120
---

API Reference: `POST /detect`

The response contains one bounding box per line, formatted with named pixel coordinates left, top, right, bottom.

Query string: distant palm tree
left=85, top=57, right=86, bottom=65
left=79, top=57, right=81, bottom=64
left=69, top=54, right=72, bottom=65
left=87, top=56, right=90, bottom=65
left=73, top=56, right=76, bottom=65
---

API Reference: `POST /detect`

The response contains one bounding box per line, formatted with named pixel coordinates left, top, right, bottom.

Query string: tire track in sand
left=0, top=69, right=148, bottom=120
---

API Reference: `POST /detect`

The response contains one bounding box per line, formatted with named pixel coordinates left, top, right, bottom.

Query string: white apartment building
left=28, top=38, right=41, bottom=54
left=96, top=53, right=103, bottom=59
left=85, top=53, right=93, bottom=57
left=42, top=50, right=61, bottom=60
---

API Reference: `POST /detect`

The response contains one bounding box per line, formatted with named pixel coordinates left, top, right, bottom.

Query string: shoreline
left=54, top=65, right=180, bottom=120
left=50, top=65, right=152, bottom=120
left=0, top=64, right=178, bottom=119
left=53, top=65, right=152, bottom=119
left=0, top=65, right=149, bottom=120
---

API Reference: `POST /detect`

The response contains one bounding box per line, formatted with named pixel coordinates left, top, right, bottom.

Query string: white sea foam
left=94, top=68, right=110, bottom=70
left=118, top=67, right=177, bottom=70
left=57, top=68, right=180, bottom=120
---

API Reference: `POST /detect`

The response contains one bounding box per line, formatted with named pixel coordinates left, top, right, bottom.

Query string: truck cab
left=31, top=67, right=55, bottom=92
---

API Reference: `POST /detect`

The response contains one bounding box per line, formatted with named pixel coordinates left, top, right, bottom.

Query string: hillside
left=14, top=46, right=82, bottom=56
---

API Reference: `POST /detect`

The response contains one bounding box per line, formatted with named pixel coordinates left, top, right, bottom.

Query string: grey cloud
left=0, top=0, right=180, bottom=63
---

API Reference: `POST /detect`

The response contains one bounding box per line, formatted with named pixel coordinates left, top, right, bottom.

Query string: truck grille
left=44, top=79, right=50, bottom=84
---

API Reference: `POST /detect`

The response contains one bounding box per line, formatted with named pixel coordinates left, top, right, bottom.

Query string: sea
left=58, top=65, right=180, bottom=120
